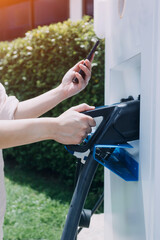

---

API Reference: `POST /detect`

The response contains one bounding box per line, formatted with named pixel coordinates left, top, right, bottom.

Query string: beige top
left=0, top=83, right=19, bottom=240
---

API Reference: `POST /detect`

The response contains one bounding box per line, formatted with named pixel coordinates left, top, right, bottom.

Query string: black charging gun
left=61, top=98, right=140, bottom=240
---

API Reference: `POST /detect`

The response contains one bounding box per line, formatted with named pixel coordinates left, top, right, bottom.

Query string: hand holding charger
left=72, top=40, right=100, bottom=84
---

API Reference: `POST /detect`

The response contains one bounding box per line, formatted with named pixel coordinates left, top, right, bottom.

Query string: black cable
left=61, top=153, right=99, bottom=240
left=77, top=192, right=104, bottom=234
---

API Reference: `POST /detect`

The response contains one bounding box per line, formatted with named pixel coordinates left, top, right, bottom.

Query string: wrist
left=39, top=117, right=58, bottom=141
left=54, top=84, right=68, bottom=101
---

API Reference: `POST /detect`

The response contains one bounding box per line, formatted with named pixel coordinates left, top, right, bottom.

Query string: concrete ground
left=78, top=214, right=104, bottom=240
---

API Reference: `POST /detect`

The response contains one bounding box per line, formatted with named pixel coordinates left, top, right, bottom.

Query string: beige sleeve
left=0, top=83, right=19, bottom=120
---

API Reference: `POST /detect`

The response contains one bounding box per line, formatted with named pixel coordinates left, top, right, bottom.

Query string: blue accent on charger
left=65, top=146, right=74, bottom=155
left=93, top=144, right=138, bottom=181
left=65, top=100, right=140, bottom=181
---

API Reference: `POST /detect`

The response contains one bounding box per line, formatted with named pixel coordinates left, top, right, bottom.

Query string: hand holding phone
left=72, top=40, right=100, bottom=84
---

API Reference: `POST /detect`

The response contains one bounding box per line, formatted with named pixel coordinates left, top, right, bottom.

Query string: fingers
left=72, top=60, right=85, bottom=72
left=74, top=72, right=84, bottom=87
left=69, top=103, right=96, bottom=144
left=73, top=59, right=92, bottom=83
left=73, top=104, right=96, bottom=142
left=84, top=59, right=92, bottom=71
left=73, top=59, right=91, bottom=72
left=79, top=63, right=90, bottom=80
left=55, top=104, right=96, bottom=145
left=78, top=122, right=94, bottom=144
left=87, top=115, right=96, bottom=127
left=80, top=127, right=91, bottom=140
left=72, top=103, right=95, bottom=113
left=79, top=59, right=92, bottom=81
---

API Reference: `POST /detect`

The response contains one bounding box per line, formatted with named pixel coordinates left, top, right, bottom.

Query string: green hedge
left=0, top=16, right=105, bottom=194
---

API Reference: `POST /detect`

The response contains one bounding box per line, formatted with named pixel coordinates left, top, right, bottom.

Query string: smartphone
left=72, top=40, right=100, bottom=84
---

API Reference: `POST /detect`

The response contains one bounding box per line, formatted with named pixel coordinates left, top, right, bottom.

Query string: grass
left=3, top=159, right=73, bottom=240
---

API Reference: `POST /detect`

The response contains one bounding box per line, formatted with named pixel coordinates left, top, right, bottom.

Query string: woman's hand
left=60, top=59, right=92, bottom=99
left=0, top=104, right=96, bottom=149
left=51, top=103, right=96, bottom=145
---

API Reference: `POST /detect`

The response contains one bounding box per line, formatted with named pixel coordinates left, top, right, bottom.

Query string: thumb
left=72, top=103, right=95, bottom=113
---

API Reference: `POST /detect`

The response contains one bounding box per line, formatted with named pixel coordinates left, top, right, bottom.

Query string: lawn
left=3, top=160, right=72, bottom=240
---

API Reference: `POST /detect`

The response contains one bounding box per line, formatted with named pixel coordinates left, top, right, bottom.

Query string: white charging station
left=94, top=0, right=160, bottom=239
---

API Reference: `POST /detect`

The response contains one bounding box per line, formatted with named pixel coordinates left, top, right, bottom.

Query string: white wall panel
left=94, top=0, right=160, bottom=239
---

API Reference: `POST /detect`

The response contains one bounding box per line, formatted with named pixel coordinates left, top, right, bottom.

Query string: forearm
left=14, top=84, right=67, bottom=119
left=14, top=59, right=92, bottom=120
left=0, top=118, right=56, bottom=149
left=0, top=104, right=96, bottom=149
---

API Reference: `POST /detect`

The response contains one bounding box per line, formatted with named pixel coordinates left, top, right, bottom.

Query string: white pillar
left=69, top=0, right=83, bottom=21
left=94, top=0, right=160, bottom=239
